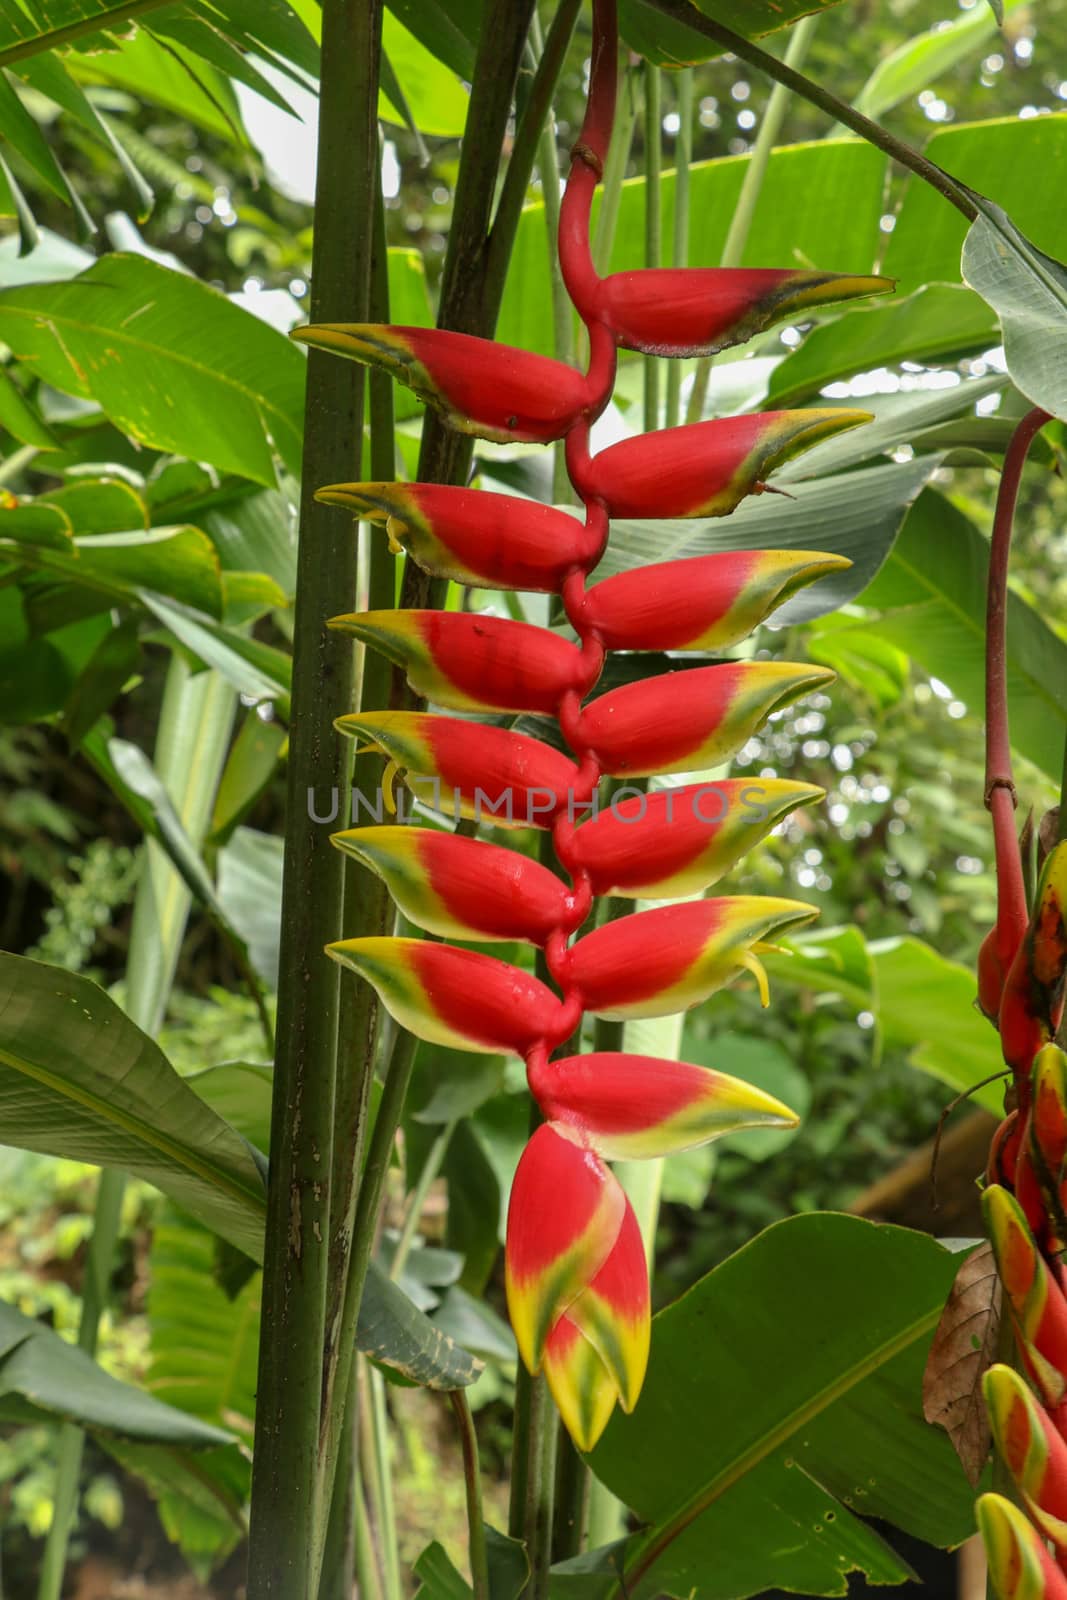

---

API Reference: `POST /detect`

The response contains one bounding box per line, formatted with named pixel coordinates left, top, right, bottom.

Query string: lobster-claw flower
left=1030, top=1044, right=1067, bottom=1192
left=543, top=1202, right=650, bottom=1452
left=569, top=410, right=870, bottom=519
left=563, top=897, right=818, bottom=1021
left=315, top=482, right=601, bottom=595
left=326, top=936, right=568, bottom=1056
left=590, top=268, right=892, bottom=358
left=575, top=662, right=834, bottom=778
left=331, top=826, right=571, bottom=946
left=976, top=1492, right=1067, bottom=1600
left=506, top=1123, right=649, bottom=1449
left=334, top=710, right=578, bottom=828
left=984, top=1363, right=1067, bottom=1550
left=575, top=550, right=851, bottom=652
left=292, top=323, right=592, bottom=443
left=984, top=1184, right=1067, bottom=1406
left=1000, top=841, right=1067, bottom=1076
left=329, top=609, right=591, bottom=714
left=567, top=779, right=824, bottom=899
left=527, top=1050, right=798, bottom=1160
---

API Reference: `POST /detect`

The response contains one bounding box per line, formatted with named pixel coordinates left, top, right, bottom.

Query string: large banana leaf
left=0, top=952, right=480, bottom=1389
left=0, top=255, right=305, bottom=486
left=583, top=1216, right=976, bottom=1599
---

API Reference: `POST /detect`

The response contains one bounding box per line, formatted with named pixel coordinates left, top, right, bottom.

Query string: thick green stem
left=643, top=63, right=662, bottom=433
left=450, top=1390, right=490, bottom=1600
left=686, top=13, right=817, bottom=424
left=319, top=1363, right=357, bottom=1600
left=38, top=658, right=234, bottom=1600
left=247, top=3, right=381, bottom=1595
left=643, top=0, right=975, bottom=219
left=369, top=1367, right=401, bottom=1600
left=552, top=1433, right=590, bottom=1563
left=664, top=69, right=693, bottom=430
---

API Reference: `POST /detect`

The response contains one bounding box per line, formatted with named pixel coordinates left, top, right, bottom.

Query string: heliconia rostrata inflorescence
left=295, top=0, right=892, bottom=1450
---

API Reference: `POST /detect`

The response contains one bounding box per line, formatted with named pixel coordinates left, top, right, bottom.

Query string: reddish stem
left=986, top=407, right=1051, bottom=972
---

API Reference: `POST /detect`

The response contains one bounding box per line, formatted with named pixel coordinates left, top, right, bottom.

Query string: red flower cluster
left=297, top=0, right=888, bottom=1448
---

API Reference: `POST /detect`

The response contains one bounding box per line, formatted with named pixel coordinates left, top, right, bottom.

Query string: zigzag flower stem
left=295, top=0, right=889, bottom=1464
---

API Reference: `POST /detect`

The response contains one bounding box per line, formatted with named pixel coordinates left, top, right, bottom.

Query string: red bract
left=293, top=324, right=595, bottom=443
left=591, top=267, right=892, bottom=357
left=313, top=0, right=884, bottom=1451
left=569, top=409, right=870, bottom=518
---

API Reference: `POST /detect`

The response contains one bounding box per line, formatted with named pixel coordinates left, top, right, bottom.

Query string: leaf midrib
left=624, top=1299, right=943, bottom=1589
left=0, top=1040, right=266, bottom=1226
left=0, top=298, right=301, bottom=462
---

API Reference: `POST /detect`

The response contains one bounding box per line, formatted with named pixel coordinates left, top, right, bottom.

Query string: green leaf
left=682, top=1031, right=810, bottom=1163
left=499, top=140, right=886, bottom=358
left=589, top=1217, right=976, bottom=1599
left=853, top=0, right=1026, bottom=120
left=210, top=710, right=288, bottom=845
left=217, top=825, right=284, bottom=987
left=0, top=1295, right=233, bottom=1446
left=598, top=456, right=937, bottom=625
left=187, top=1060, right=273, bottom=1152
left=61, top=612, right=140, bottom=746
left=0, top=360, right=56, bottom=446
left=380, top=10, right=469, bottom=138
left=859, top=489, right=1067, bottom=778
left=144, top=595, right=292, bottom=707
left=65, top=27, right=245, bottom=142
left=414, top=1541, right=472, bottom=1600
left=0, top=950, right=268, bottom=1259
left=385, top=0, right=479, bottom=80
left=883, top=116, right=1067, bottom=297
left=618, top=0, right=846, bottom=67
left=766, top=285, right=998, bottom=407
left=486, top=1527, right=531, bottom=1600
left=805, top=616, right=910, bottom=710
left=358, top=1260, right=482, bottom=1390
left=961, top=197, right=1067, bottom=423
left=0, top=255, right=304, bottom=484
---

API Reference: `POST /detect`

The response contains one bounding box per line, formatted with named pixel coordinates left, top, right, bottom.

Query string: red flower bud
left=292, top=323, right=592, bottom=443
left=590, top=268, right=892, bottom=358
left=570, top=410, right=870, bottom=519
left=315, top=481, right=600, bottom=595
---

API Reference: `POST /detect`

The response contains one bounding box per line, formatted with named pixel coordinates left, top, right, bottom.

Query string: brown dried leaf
left=922, top=1241, right=1002, bottom=1487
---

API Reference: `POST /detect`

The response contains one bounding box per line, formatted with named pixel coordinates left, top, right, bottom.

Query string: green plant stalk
left=247, top=2, right=382, bottom=1594
left=320, top=147, right=397, bottom=1552
left=686, top=12, right=818, bottom=425
left=37, top=657, right=235, bottom=1600
left=593, top=60, right=640, bottom=274
left=664, top=69, right=693, bottom=430
left=369, top=1366, right=401, bottom=1600
left=319, top=1363, right=357, bottom=1600
left=642, top=0, right=975, bottom=220
left=390, top=1118, right=456, bottom=1283
left=400, top=0, right=538, bottom=618
left=643, top=62, right=662, bottom=433
left=450, top=1390, right=490, bottom=1600
left=552, top=1433, right=590, bottom=1563
left=353, top=1469, right=386, bottom=1600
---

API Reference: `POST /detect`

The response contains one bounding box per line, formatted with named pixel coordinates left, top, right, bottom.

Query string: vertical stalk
left=593, top=64, right=639, bottom=274
left=686, top=13, right=818, bottom=424
left=664, top=69, right=693, bottom=430
left=642, top=62, right=662, bottom=433
left=369, top=1367, right=401, bottom=1600
left=389, top=1118, right=456, bottom=1282
left=37, top=659, right=235, bottom=1600
left=450, top=1390, right=490, bottom=1600
left=319, top=1363, right=357, bottom=1600
left=247, top=2, right=382, bottom=1594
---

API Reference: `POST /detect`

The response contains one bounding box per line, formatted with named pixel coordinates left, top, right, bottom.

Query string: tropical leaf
left=853, top=0, right=1027, bottom=120
left=618, top=0, right=847, bottom=68
left=588, top=1217, right=977, bottom=1599
left=0, top=255, right=305, bottom=485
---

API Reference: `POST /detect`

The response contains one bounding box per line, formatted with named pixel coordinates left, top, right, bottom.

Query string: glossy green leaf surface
left=962, top=198, right=1067, bottom=422
left=589, top=1216, right=976, bottom=1599
left=0, top=255, right=305, bottom=484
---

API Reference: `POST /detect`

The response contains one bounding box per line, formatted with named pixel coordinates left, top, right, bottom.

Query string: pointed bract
left=576, top=550, right=851, bottom=652
left=543, top=1315, right=619, bottom=1455
left=570, top=410, right=870, bottom=519
left=331, top=827, right=571, bottom=946
left=334, top=710, right=579, bottom=829
left=591, top=268, right=893, bottom=358
left=984, top=1364, right=1067, bottom=1548
left=1000, top=841, right=1067, bottom=1077
left=315, top=482, right=602, bottom=594
left=976, top=1492, right=1067, bottom=1600
left=327, top=937, right=566, bottom=1057
left=527, top=1050, right=798, bottom=1159
left=293, top=323, right=591, bottom=443
left=329, top=609, right=589, bottom=714
left=568, top=779, right=823, bottom=899
left=506, top=1123, right=625, bottom=1374
left=984, top=1184, right=1067, bottom=1405
left=564, top=897, right=818, bottom=1021
left=565, top=1199, right=649, bottom=1416
left=576, top=662, right=834, bottom=779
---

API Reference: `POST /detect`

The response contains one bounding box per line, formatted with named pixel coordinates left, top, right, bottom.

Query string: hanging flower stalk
left=920, top=405, right=1067, bottom=1593
left=295, top=0, right=888, bottom=1450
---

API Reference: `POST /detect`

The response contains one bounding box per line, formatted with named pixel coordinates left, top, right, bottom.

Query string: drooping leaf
left=217, top=825, right=285, bottom=987
left=859, top=489, right=1067, bottom=778
left=0, top=1295, right=233, bottom=1446
left=0, top=255, right=305, bottom=484
left=589, top=1217, right=977, bottom=1599
left=961, top=196, right=1067, bottom=423
left=923, top=1241, right=1000, bottom=1488
left=358, top=1260, right=482, bottom=1390
left=618, top=0, right=846, bottom=68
